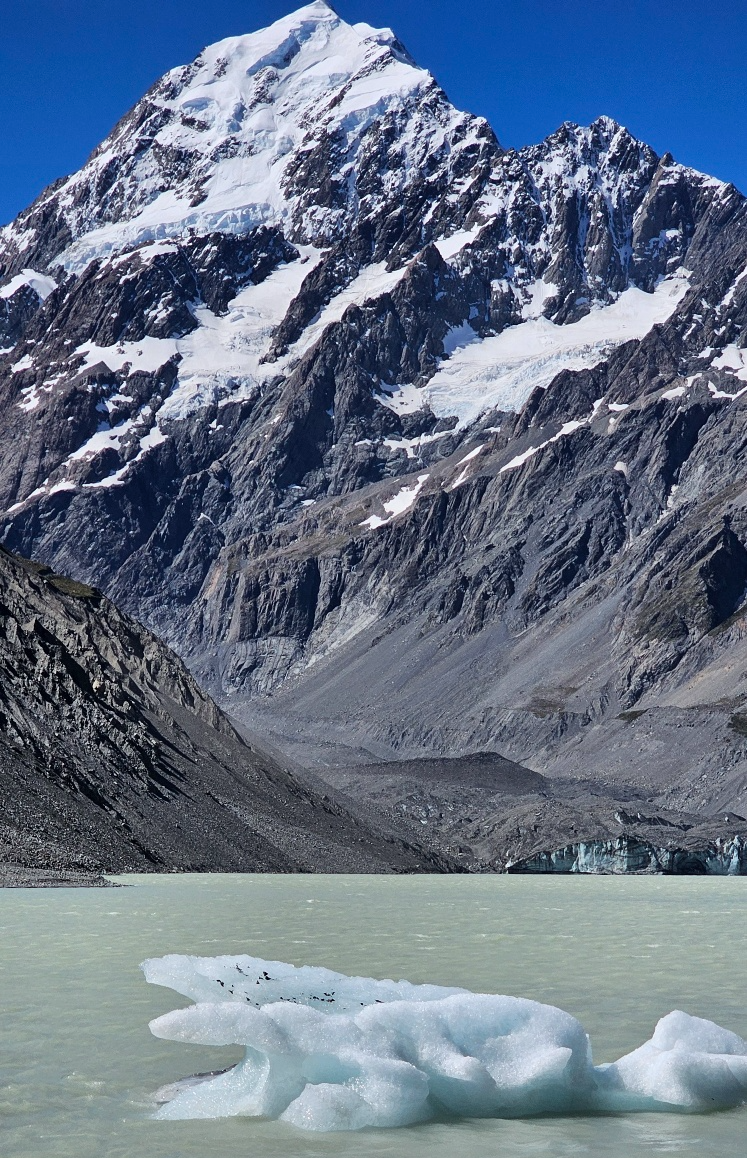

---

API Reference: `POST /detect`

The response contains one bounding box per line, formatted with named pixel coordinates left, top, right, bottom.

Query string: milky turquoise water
left=1, top=873, right=746, bottom=1157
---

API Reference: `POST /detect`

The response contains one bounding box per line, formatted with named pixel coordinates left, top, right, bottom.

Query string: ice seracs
left=418, top=274, right=690, bottom=429
left=143, top=955, right=747, bottom=1130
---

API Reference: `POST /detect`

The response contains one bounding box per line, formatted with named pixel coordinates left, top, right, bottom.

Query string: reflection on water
left=0, top=874, right=746, bottom=1157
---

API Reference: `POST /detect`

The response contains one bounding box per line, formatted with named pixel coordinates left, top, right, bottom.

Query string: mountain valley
left=1, top=1, right=747, bottom=873
left=0, top=544, right=449, bottom=883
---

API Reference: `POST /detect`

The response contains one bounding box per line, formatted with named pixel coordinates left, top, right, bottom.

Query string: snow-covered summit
left=0, top=1, right=744, bottom=745
left=0, top=4, right=732, bottom=503
left=1, top=2, right=491, bottom=274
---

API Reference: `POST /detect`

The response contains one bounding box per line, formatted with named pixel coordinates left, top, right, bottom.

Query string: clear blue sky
left=1, top=0, right=744, bottom=226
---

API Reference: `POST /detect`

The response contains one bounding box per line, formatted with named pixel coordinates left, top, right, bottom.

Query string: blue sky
left=1, top=0, right=744, bottom=225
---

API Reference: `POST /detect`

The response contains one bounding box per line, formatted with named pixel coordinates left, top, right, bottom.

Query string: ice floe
left=143, top=955, right=747, bottom=1131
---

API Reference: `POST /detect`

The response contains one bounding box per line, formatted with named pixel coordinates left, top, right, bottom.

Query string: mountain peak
left=542, top=115, right=637, bottom=151
left=203, top=0, right=343, bottom=61
left=589, top=113, right=627, bottom=134
left=5, top=2, right=456, bottom=273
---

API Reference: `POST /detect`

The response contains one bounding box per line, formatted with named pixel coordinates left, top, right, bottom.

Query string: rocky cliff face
left=0, top=545, right=454, bottom=880
left=0, top=1, right=746, bottom=842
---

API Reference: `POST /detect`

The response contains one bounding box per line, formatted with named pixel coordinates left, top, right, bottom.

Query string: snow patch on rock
left=422, top=275, right=689, bottom=429
left=0, top=268, right=57, bottom=301
left=501, top=420, right=586, bottom=474
left=285, top=261, right=408, bottom=362
left=361, top=473, right=429, bottom=529
left=450, top=443, right=486, bottom=488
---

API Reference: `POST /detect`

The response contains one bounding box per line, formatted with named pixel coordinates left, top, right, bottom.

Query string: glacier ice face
left=143, top=955, right=747, bottom=1130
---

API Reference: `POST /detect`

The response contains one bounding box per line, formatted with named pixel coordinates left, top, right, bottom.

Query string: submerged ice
left=143, top=955, right=747, bottom=1131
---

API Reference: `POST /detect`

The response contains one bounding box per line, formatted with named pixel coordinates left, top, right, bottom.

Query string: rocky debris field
left=0, top=545, right=455, bottom=881
left=295, top=751, right=747, bottom=874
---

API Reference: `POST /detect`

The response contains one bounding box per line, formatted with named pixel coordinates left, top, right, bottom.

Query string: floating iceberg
left=142, top=954, right=747, bottom=1131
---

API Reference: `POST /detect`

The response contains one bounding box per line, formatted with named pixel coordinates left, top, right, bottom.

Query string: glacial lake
left=1, top=874, right=746, bottom=1157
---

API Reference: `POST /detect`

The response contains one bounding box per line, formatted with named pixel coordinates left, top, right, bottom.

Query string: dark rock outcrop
left=0, top=545, right=455, bottom=881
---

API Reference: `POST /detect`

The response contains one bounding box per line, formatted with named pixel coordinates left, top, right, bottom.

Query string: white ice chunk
left=143, top=957, right=747, bottom=1131
left=594, top=1010, right=747, bottom=1113
left=143, top=953, right=466, bottom=1013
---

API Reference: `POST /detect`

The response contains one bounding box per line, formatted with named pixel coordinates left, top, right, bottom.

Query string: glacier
left=418, top=274, right=691, bottom=428
left=143, top=954, right=747, bottom=1130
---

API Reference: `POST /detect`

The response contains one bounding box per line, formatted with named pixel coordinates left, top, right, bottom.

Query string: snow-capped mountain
left=1, top=1, right=747, bottom=818
left=1, top=1, right=493, bottom=273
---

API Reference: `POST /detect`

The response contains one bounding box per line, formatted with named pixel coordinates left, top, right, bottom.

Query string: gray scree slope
left=0, top=545, right=454, bottom=881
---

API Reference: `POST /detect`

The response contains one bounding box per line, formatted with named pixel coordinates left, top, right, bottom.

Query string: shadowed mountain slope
left=0, top=545, right=454, bottom=882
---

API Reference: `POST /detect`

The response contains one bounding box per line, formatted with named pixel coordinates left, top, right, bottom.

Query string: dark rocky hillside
left=0, top=545, right=452, bottom=883
left=298, top=753, right=747, bottom=874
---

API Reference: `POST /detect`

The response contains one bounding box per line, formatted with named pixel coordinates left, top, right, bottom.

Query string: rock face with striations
left=1, top=1, right=747, bottom=849
left=0, top=545, right=454, bottom=881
